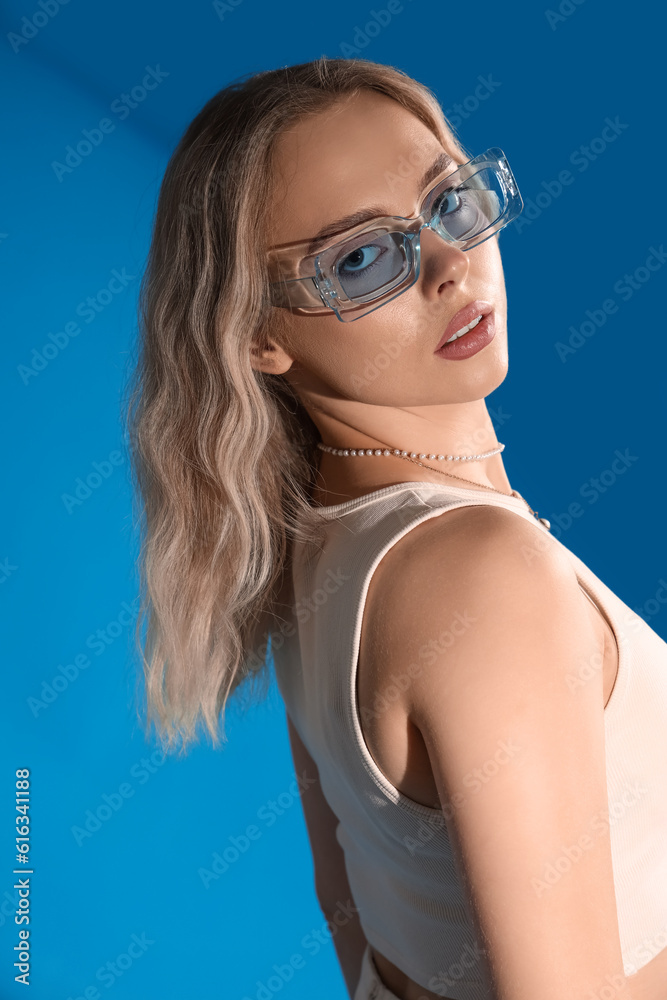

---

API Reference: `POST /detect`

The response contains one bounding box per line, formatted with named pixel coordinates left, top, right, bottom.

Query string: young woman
left=125, top=57, right=667, bottom=1000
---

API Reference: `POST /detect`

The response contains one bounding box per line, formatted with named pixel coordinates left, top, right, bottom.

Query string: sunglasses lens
left=432, top=166, right=504, bottom=241
left=332, top=231, right=410, bottom=301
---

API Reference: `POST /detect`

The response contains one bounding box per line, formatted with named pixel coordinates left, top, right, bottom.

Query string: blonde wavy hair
left=123, top=55, right=471, bottom=755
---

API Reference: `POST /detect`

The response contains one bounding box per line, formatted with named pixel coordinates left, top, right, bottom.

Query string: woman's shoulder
left=362, top=499, right=589, bottom=705
left=373, top=498, right=572, bottom=604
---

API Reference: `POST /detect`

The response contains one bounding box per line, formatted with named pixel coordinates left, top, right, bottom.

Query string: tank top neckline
left=306, top=479, right=531, bottom=519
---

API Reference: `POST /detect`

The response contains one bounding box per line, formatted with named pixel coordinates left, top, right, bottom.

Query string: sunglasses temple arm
left=269, top=274, right=324, bottom=309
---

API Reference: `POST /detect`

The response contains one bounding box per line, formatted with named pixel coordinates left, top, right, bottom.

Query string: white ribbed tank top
left=271, top=481, right=667, bottom=999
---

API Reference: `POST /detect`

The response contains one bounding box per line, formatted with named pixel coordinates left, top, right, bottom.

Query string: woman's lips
left=434, top=310, right=496, bottom=360
left=434, top=300, right=494, bottom=353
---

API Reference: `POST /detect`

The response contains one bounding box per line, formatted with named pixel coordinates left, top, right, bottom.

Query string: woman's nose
left=417, top=226, right=469, bottom=297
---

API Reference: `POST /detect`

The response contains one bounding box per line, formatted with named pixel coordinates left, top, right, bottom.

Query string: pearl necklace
left=316, top=441, right=551, bottom=530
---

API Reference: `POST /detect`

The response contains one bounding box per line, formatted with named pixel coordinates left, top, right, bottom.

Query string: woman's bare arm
left=374, top=504, right=636, bottom=1000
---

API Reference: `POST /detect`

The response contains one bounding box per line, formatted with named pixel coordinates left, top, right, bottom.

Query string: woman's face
left=257, top=89, right=509, bottom=410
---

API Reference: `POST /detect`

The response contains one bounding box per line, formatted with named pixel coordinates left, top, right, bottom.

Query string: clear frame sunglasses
left=266, top=147, right=523, bottom=322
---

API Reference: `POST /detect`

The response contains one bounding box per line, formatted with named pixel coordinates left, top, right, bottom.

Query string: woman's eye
left=438, top=191, right=462, bottom=215
left=434, top=188, right=488, bottom=240
left=338, top=244, right=382, bottom=273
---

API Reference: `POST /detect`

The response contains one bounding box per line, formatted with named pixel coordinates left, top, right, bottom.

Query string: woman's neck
left=309, top=447, right=513, bottom=507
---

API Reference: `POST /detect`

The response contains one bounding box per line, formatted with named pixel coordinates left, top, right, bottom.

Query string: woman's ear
left=249, top=319, right=296, bottom=375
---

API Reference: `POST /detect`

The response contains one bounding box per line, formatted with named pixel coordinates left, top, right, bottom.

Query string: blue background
left=1, top=1, right=665, bottom=997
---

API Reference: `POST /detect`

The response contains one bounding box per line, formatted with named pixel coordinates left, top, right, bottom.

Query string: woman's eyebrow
left=304, top=150, right=454, bottom=256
